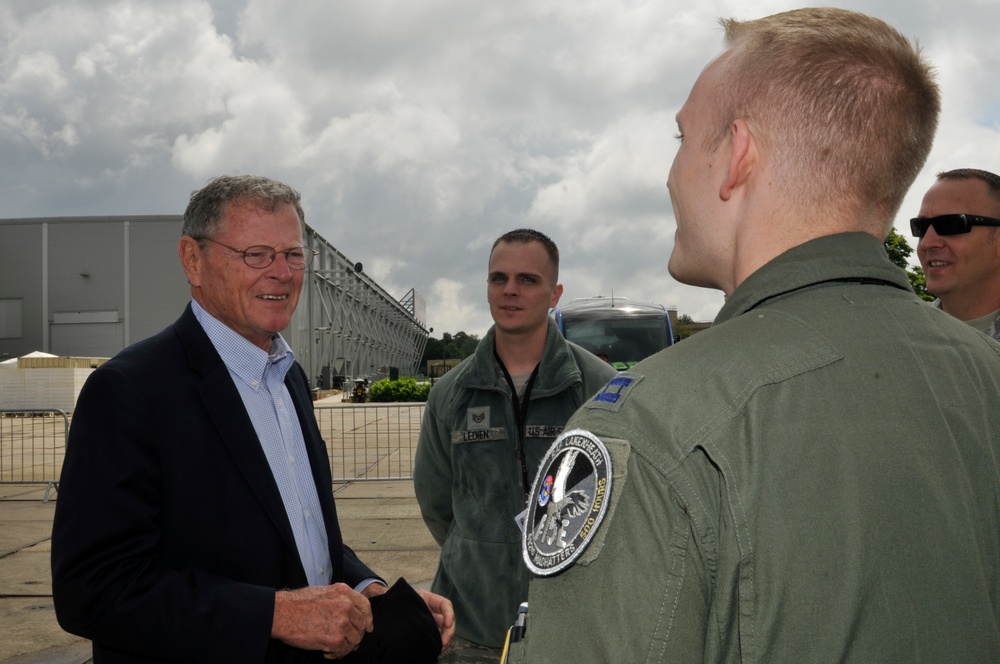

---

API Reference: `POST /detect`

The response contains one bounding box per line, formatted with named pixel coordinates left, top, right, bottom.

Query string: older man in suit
left=51, top=175, right=454, bottom=663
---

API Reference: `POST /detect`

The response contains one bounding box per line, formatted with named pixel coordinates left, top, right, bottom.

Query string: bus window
left=553, top=297, right=673, bottom=369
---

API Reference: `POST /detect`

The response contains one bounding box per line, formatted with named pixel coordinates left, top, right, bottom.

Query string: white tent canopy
left=0, top=351, right=89, bottom=411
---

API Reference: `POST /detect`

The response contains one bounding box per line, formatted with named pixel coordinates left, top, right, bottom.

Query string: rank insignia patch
left=592, top=375, right=636, bottom=404
left=523, top=429, right=612, bottom=576
left=466, top=406, right=490, bottom=430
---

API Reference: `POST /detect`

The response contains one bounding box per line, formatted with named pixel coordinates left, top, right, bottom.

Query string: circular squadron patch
left=523, top=429, right=612, bottom=576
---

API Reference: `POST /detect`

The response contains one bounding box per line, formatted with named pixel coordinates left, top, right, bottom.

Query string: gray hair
left=182, top=174, right=305, bottom=239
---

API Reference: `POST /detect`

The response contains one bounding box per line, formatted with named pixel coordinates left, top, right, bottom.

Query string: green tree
left=885, top=229, right=933, bottom=302
left=674, top=314, right=695, bottom=341
left=420, top=331, right=481, bottom=370
left=451, top=331, right=480, bottom=357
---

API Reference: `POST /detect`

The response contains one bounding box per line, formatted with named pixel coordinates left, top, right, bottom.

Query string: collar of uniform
left=190, top=299, right=294, bottom=390
left=931, top=297, right=1000, bottom=338
left=457, top=317, right=579, bottom=394
left=715, top=232, right=911, bottom=325
left=966, top=307, right=1000, bottom=334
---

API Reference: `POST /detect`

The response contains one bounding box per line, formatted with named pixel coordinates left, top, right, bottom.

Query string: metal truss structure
left=293, top=226, right=429, bottom=389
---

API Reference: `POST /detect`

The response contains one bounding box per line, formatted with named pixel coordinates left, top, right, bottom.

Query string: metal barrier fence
left=0, top=404, right=423, bottom=500
left=0, top=409, right=68, bottom=501
left=315, top=403, right=425, bottom=482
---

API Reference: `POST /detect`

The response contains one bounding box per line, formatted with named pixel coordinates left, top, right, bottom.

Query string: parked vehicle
left=350, top=378, right=369, bottom=403
left=552, top=296, right=674, bottom=370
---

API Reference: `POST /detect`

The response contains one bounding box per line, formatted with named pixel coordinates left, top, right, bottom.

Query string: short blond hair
left=713, top=8, right=939, bottom=233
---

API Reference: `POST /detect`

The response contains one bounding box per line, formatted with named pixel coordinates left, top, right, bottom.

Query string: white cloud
left=6, top=51, right=68, bottom=96
left=2, top=0, right=1000, bottom=335
left=429, top=276, right=491, bottom=336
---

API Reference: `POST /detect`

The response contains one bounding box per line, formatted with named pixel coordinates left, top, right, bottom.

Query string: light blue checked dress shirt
left=192, top=300, right=334, bottom=587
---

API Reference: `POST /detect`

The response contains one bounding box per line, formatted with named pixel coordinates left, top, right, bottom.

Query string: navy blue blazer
left=52, top=304, right=379, bottom=663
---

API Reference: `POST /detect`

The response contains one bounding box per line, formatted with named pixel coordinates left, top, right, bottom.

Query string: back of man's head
left=713, top=8, right=940, bottom=233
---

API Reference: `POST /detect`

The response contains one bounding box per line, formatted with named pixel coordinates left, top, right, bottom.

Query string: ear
left=720, top=119, right=755, bottom=202
left=550, top=283, right=564, bottom=309
left=178, top=236, right=204, bottom=287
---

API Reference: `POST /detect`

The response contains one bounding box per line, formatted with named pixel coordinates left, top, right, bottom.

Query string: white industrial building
left=0, top=215, right=428, bottom=407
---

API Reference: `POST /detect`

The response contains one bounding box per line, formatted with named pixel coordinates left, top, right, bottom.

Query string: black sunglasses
left=910, top=213, right=1000, bottom=238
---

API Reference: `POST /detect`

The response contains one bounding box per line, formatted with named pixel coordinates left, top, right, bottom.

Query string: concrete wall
left=0, top=223, right=45, bottom=359
left=0, top=216, right=188, bottom=363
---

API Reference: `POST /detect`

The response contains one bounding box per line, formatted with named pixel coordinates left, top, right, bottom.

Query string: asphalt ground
left=0, top=479, right=441, bottom=663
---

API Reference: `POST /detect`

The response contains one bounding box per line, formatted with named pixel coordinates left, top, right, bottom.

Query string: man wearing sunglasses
left=913, top=168, right=1000, bottom=340
left=52, top=175, right=455, bottom=662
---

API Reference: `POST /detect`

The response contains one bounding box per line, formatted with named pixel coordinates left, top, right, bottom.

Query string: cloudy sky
left=3, top=0, right=999, bottom=337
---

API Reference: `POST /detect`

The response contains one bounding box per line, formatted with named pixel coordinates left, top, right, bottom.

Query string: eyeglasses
left=910, top=214, right=1000, bottom=238
left=200, top=237, right=318, bottom=270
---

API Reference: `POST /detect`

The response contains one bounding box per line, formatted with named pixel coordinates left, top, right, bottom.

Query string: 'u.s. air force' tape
left=522, top=429, right=612, bottom=576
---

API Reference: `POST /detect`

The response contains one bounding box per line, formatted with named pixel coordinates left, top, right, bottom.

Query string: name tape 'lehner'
left=522, top=429, right=613, bottom=576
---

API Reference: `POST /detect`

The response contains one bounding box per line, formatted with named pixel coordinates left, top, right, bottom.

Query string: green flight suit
left=512, top=233, right=1000, bottom=663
